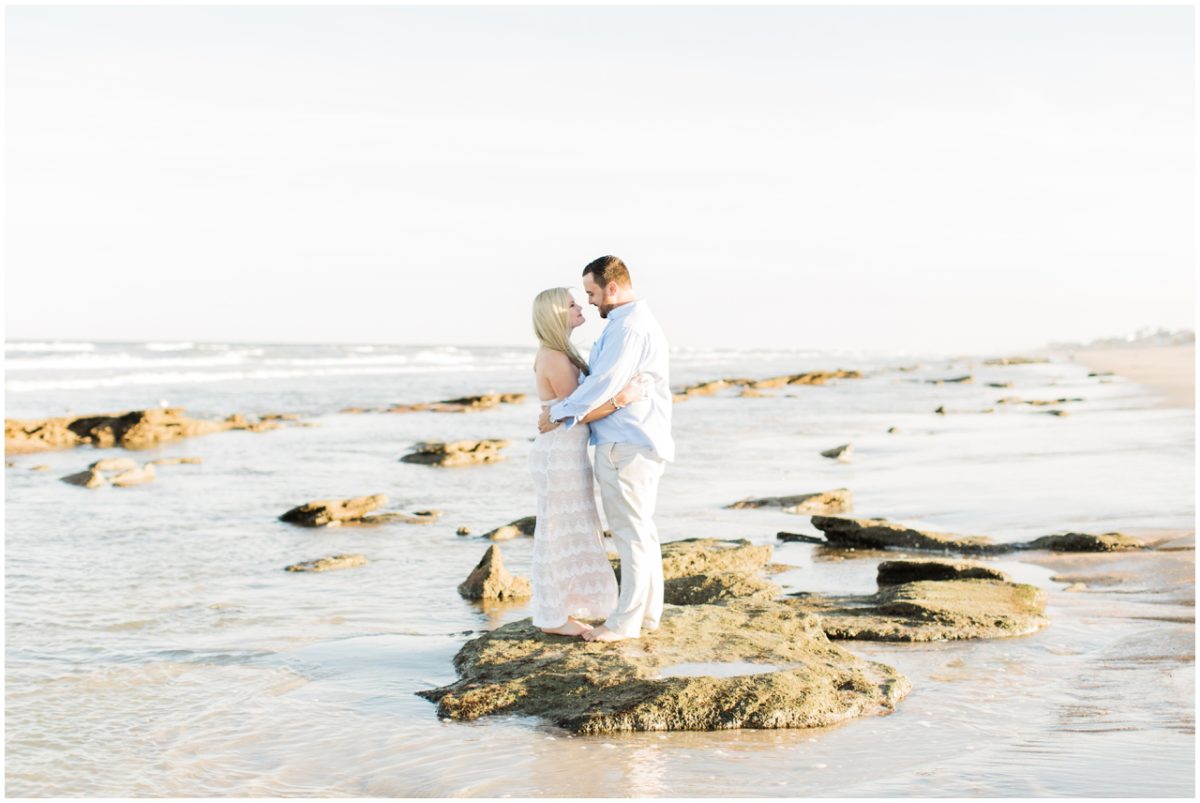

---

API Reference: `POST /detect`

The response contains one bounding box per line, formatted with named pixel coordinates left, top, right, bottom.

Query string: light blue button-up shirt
left=550, top=299, right=675, bottom=462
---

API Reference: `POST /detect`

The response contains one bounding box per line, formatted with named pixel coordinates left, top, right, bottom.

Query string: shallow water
left=4, top=341, right=1195, bottom=796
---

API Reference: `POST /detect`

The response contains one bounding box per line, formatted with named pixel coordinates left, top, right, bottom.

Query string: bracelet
left=611, top=398, right=623, bottom=411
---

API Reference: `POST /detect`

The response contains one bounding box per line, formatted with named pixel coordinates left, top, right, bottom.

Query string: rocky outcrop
left=810, top=516, right=1147, bottom=555
left=279, top=494, right=388, bottom=527
left=343, top=394, right=527, bottom=415
left=481, top=515, right=538, bottom=540
left=983, top=357, right=1049, bottom=366
left=674, top=371, right=862, bottom=401
left=926, top=375, right=973, bottom=384
left=6, top=408, right=280, bottom=455
left=417, top=598, right=909, bottom=733
left=285, top=554, right=368, bottom=572
left=811, top=516, right=1006, bottom=554
left=401, top=439, right=509, bottom=467
left=726, top=489, right=852, bottom=515
left=786, top=559, right=1046, bottom=642
left=457, top=545, right=532, bottom=601
left=1024, top=532, right=1146, bottom=552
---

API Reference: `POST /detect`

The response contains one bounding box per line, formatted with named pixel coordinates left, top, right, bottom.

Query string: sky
left=4, top=4, right=1195, bottom=355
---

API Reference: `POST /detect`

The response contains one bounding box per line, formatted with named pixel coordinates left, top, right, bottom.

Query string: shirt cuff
left=549, top=401, right=577, bottom=430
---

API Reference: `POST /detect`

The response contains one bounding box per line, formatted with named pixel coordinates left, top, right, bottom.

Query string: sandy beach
left=1066, top=344, right=1194, bottom=409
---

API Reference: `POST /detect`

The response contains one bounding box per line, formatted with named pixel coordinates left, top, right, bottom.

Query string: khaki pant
left=593, top=442, right=666, bottom=637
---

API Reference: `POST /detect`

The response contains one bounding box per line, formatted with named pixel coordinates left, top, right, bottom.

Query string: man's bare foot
left=581, top=625, right=628, bottom=643
left=540, top=618, right=593, bottom=637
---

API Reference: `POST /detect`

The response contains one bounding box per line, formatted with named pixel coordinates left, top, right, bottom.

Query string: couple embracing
left=528, top=255, right=673, bottom=643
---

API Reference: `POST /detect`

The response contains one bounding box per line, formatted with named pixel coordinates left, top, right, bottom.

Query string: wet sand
left=1068, top=344, right=1194, bottom=409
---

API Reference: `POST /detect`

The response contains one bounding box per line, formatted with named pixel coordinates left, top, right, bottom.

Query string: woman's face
left=567, top=296, right=585, bottom=329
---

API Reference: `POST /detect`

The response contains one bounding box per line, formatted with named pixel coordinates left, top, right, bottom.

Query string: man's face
left=582, top=274, right=614, bottom=318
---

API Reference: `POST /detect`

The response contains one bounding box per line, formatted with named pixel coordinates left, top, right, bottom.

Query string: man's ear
left=606, top=281, right=620, bottom=298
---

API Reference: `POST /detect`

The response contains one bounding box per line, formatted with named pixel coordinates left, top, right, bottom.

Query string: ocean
left=4, top=339, right=1194, bottom=796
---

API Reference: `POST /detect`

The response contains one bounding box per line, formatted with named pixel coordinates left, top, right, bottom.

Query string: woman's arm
left=540, top=373, right=647, bottom=431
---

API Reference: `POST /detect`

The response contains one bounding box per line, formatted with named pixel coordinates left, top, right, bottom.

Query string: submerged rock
left=279, top=494, right=388, bottom=527
left=787, top=575, right=1046, bottom=642
left=820, top=443, right=853, bottom=461
left=457, top=545, right=531, bottom=601
left=995, top=397, right=1084, bottom=407
left=811, top=516, right=1005, bottom=555
left=89, top=457, right=137, bottom=472
left=110, top=463, right=156, bottom=487
left=401, top=439, right=510, bottom=467
left=29, top=464, right=51, bottom=471
left=5, top=407, right=279, bottom=455
left=876, top=559, right=1009, bottom=585
left=482, top=515, right=538, bottom=540
left=61, top=468, right=107, bottom=488
left=417, top=598, right=909, bottom=733
left=1024, top=532, right=1145, bottom=552
left=285, top=554, right=368, bottom=572
left=358, top=509, right=443, bottom=525
left=148, top=456, right=203, bottom=466
left=776, top=531, right=827, bottom=545
left=343, top=394, right=527, bottom=415
left=926, top=375, right=973, bottom=384
left=456, top=526, right=472, bottom=536
left=726, top=489, right=852, bottom=515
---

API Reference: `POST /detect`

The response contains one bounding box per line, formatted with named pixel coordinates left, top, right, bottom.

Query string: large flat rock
left=6, top=407, right=280, bottom=455
left=417, top=598, right=909, bottom=734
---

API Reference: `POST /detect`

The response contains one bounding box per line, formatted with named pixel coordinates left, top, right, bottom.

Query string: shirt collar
left=606, top=299, right=641, bottom=323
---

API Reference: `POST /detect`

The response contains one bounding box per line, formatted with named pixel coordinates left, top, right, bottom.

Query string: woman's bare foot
left=581, top=625, right=628, bottom=643
left=540, top=617, right=594, bottom=637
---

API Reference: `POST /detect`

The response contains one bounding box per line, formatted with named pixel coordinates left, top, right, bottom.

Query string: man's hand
left=538, top=406, right=561, bottom=434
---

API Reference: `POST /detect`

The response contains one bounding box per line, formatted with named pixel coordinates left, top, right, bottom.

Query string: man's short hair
left=582, top=255, right=632, bottom=289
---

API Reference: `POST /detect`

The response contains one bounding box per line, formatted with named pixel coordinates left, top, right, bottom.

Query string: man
left=539, top=255, right=674, bottom=643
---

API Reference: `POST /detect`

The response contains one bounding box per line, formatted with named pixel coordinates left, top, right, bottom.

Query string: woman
left=530, top=287, right=645, bottom=637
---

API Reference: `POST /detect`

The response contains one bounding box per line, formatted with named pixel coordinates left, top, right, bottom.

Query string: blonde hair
left=532, top=287, right=589, bottom=376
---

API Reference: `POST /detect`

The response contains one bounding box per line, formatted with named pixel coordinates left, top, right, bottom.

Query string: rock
left=285, top=554, right=368, bottom=572
left=383, top=394, right=528, bottom=414
left=725, top=489, right=852, bottom=515
left=926, top=375, right=973, bottom=384
left=886, top=427, right=898, bottom=434
left=986, top=382, right=1014, bottom=388
left=983, top=357, right=1049, bottom=366
left=110, top=463, right=156, bottom=487
left=401, top=439, right=509, bottom=467
left=483, top=515, right=537, bottom=540
left=995, top=397, right=1084, bottom=407
left=1088, top=371, right=1115, bottom=378
left=674, top=371, right=862, bottom=399
left=260, top=412, right=301, bottom=421
left=664, top=572, right=782, bottom=605
left=876, top=559, right=1010, bottom=585
left=89, top=457, right=138, bottom=472
left=358, top=509, right=443, bottom=525
left=29, top=464, right=51, bottom=471
left=786, top=579, right=1046, bottom=642
left=5, top=460, right=14, bottom=467
left=612, top=538, right=773, bottom=583
left=820, top=443, right=853, bottom=461
left=5, top=407, right=279, bottom=455
left=811, top=516, right=1006, bottom=555
left=934, top=406, right=946, bottom=415
left=457, top=545, right=532, bottom=601
left=416, top=598, right=910, bottom=733
left=1045, top=410, right=1069, bottom=417
left=279, top=494, right=388, bottom=527
left=1024, top=532, right=1146, bottom=552
left=148, top=457, right=203, bottom=465
left=777, top=532, right=827, bottom=545
left=740, top=388, right=768, bottom=398
left=457, top=526, right=472, bottom=536
left=61, top=468, right=107, bottom=488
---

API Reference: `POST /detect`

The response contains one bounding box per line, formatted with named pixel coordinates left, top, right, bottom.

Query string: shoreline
left=1058, top=344, right=1194, bottom=409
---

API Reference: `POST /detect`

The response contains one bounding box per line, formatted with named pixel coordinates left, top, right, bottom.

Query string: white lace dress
left=529, top=394, right=620, bottom=628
